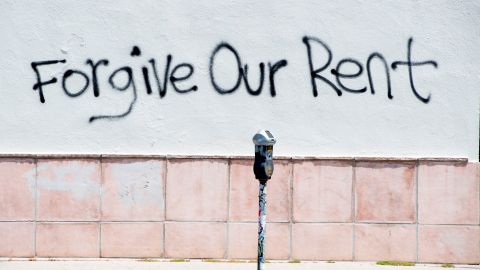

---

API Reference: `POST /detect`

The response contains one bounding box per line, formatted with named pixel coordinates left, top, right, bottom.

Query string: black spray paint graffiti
left=31, top=36, right=438, bottom=123
left=31, top=46, right=198, bottom=122
left=209, top=42, right=288, bottom=97
left=303, top=36, right=438, bottom=102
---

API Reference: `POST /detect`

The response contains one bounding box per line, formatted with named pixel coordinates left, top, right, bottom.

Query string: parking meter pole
left=257, top=180, right=267, bottom=270
left=252, top=129, right=276, bottom=270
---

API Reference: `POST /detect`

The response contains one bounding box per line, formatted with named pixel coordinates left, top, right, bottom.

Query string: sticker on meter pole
left=266, top=164, right=273, bottom=176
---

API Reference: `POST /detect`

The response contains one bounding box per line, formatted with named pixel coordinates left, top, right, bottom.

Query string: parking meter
left=253, top=129, right=276, bottom=182
left=252, top=129, right=276, bottom=270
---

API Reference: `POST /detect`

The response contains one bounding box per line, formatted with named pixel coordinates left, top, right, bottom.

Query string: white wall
left=1, top=0, right=479, bottom=161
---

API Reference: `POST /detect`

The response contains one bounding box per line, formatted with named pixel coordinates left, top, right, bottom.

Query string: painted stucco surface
left=0, top=0, right=479, bottom=160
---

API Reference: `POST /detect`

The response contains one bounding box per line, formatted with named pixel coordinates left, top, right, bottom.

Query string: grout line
left=2, top=219, right=448, bottom=225
left=32, top=221, right=119, bottom=225
left=225, top=159, right=231, bottom=259
left=6, top=221, right=472, bottom=226
left=98, top=221, right=167, bottom=224
left=30, top=220, right=173, bottom=223
left=288, top=160, right=294, bottom=260
left=98, top=158, right=103, bottom=258
left=352, top=159, right=356, bottom=261
left=405, top=223, right=480, bottom=227
left=415, top=160, right=420, bottom=262
left=163, top=158, right=168, bottom=258
left=34, top=157, right=38, bottom=258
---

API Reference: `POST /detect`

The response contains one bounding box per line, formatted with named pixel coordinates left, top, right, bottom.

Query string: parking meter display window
left=254, top=145, right=274, bottom=180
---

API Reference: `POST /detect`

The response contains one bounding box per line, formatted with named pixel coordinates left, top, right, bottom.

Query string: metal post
left=257, top=180, right=267, bottom=270
left=252, top=129, right=276, bottom=270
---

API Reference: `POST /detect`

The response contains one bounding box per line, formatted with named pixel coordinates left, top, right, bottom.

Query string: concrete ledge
left=0, top=154, right=470, bottom=162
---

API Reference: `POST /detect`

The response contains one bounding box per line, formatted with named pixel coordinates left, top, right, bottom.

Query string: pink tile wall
left=0, top=222, right=34, bottom=257
left=0, top=159, right=36, bottom=221
left=0, top=156, right=478, bottom=263
left=36, top=223, right=99, bottom=257
left=102, top=159, right=165, bottom=221
left=354, top=224, right=416, bottom=261
left=164, top=222, right=226, bottom=258
left=36, top=159, right=101, bottom=221
left=230, top=159, right=290, bottom=222
left=292, top=223, right=353, bottom=260
left=418, top=162, right=479, bottom=225
left=293, top=160, right=353, bottom=222
left=355, top=162, right=416, bottom=223
left=101, top=222, right=163, bottom=258
left=419, top=225, right=479, bottom=264
left=227, top=222, right=290, bottom=259
left=166, top=159, right=229, bottom=221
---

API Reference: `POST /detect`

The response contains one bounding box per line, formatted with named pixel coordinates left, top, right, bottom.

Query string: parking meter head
left=252, top=129, right=276, bottom=181
left=252, top=129, right=276, bottom=146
